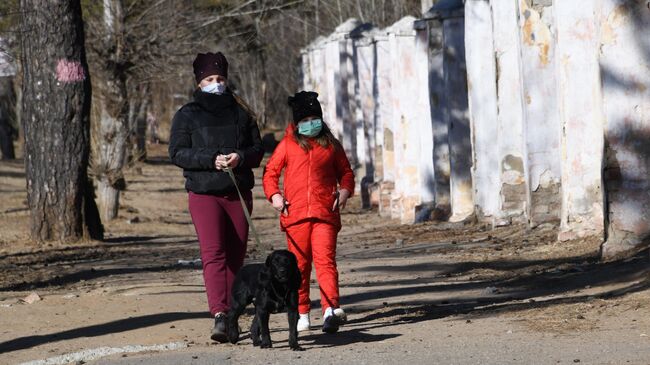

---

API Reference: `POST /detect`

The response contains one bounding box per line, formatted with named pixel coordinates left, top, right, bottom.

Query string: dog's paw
left=260, top=339, right=273, bottom=348
left=290, top=343, right=304, bottom=351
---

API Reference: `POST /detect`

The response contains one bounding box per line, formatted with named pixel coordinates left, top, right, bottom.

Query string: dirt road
left=2, top=144, right=650, bottom=364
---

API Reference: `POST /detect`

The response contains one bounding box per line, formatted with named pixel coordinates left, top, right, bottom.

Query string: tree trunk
left=94, top=0, right=129, bottom=221
left=133, top=84, right=149, bottom=162
left=96, top=92, right=128, bottom=220
left=125, top=81, right=148, bottom=164
left=421, top=0, right=434, bottom=15
left=20, top=0, right=103, bottom=242
left=314, top=0, right=320, bottom=31
left=254, top=16, right=267, bottom=128
left=0, top=76, right=15, bottom=160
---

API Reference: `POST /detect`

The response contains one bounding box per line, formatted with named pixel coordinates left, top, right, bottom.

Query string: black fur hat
left=288, top=91, right=323, bottom=123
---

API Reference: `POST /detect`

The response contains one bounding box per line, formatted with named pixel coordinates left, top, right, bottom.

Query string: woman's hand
left=214, top=154, right=227, bottom=170
left=215, top=153, right=240, bottom=170
left=271, top=193, right=288, bottom=215
left=223, top=153, right=240, bottom=168
left=333, top=189, right=351, bottom=211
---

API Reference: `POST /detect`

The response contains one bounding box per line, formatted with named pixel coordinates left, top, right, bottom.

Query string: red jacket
left=263, top=126, right=355, bottom=230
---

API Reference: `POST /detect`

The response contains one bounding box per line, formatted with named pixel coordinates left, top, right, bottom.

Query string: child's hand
left=271, top=194, right=288, bottom=215
left=333, top=189, right=351, bottom=211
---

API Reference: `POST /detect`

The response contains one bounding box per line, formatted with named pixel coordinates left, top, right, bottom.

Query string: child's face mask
left=297, top=118, right=323, bottom=137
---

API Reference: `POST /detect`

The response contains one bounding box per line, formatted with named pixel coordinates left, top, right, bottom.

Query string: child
left=263, top=91, right=354, bottom=333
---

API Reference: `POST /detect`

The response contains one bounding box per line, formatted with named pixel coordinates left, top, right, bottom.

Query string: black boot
left=211, top=312, right=228, bottom=343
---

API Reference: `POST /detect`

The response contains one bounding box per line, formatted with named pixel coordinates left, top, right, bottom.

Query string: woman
left=168, top=51, right=264, bottom=342
left=263, top=91, right=355, bottom=333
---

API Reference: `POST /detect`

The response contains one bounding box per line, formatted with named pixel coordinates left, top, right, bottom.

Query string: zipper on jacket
left=307, top=149, right=312, bottom=217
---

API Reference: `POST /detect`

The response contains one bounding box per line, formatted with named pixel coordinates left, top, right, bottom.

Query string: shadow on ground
left=0, top=312, right=208, bottom=353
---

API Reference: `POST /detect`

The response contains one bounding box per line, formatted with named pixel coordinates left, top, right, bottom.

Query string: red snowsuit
left=263, top=125, right=355, bottom=314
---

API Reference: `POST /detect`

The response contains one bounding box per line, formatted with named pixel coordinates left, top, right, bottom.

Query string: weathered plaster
left=518, top=0, right=562, bottom=226
left=465, top=0, right=500, bottom=222
left=443, top=16, right=473, bottom=222
left=492, top=0, right=528, bottom=221
left=599, top=0, right=650, bottom=257
left=554, top=0, right=605, bottom=241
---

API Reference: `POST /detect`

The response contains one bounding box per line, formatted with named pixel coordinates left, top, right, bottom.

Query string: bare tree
left=86, top=0, right=130, bottom=221
left=217, top=0, right=421, bottom=129
left=0, top=68, right=16, bottom=160
left=83, top=0, right=208, bottom=220
left=20, top=0, right=103, bottom=242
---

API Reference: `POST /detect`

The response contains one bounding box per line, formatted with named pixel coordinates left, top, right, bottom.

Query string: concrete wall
left=353, top=28, right=378, bottom=208
left=554, top=1, right=606, bottom=242
left=599, top=0, right=650, bottom=257
left=518, top=0, right=562, bottom=227
left=323, top=37, right=342, bottom=138
left=415, top=23, right=436, bottom=217
left=388, top=16, right=424, bottom=223
left=301, top=2, right=650, bottom=257
left=428, top=19, right=452, bottom=220
left=465, top=0, right=500, bottom=223
left=374, top=33, right=395, bottom=217
left=443, top=15, right=473, bottom=222
left=493, top=0, right=528, bottom=223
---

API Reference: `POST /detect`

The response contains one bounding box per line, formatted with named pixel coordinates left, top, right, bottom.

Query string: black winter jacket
left=168, top=90, right=264, bottom=195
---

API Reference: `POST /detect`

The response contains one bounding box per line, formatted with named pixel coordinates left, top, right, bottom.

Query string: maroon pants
left=188, top=190, right=252, bottom=315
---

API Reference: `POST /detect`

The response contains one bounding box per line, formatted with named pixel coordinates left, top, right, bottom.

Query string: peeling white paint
left=301, top=3, right=650, bottom=246
left=492, top=0, right=528, bottom=219
left=375, top=32, right=393, bottom=184
left=600, top=0, right=650, bottom=256
left=554, top=0, right=605, bottom=240
left=465, top=0, right=500, bottom=219
left=518, top=0, right=561, bottom=224
left=388, top=16, right=422, bottom=223
left=352, top=26, right=378, bottom=183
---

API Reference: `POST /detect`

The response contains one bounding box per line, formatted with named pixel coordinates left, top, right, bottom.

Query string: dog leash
left=223, top=167, right=271, bottom=253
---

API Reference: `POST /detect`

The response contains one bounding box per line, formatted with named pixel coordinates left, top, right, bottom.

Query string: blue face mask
left=297, top=118, right=323, bottom=137
left=201, top=82, right=226, bottom=95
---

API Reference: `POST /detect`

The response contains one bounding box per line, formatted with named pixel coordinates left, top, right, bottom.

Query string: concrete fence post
left=554, top=0, right=605, bottom=241
left=599, top=0, right=650, bottom=258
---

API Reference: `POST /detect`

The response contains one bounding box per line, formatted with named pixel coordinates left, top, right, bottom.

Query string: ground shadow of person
left=284, top=327, right=400, bottom=349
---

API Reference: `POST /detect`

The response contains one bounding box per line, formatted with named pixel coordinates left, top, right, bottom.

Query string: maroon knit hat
left=193, top=52, right=228, bottom=84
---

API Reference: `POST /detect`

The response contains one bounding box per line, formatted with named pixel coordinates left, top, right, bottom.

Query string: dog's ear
left=258, top=265, right=271, bottom=286
left=265, top=253, right=273, bottom=267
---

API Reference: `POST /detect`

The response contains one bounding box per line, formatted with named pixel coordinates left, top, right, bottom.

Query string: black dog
left=227, top=250, right=302, bottom=350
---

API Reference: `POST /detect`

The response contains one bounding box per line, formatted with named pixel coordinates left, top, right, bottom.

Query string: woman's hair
left=232, top=91, right=258, bottom=121
left=293, top=120, right=342, bottom=151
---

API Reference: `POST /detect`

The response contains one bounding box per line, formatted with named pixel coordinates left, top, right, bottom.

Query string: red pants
left=188, top=191, right=252, bottom=315
left=285, top=219, right=340, bottom=314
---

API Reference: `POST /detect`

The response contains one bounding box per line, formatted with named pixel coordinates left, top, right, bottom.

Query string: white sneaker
left=333, top=308, right=347, bottom=322
left=297, top=313, right=310, bottom=331
left=322, top=307, right=347, bottom=333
